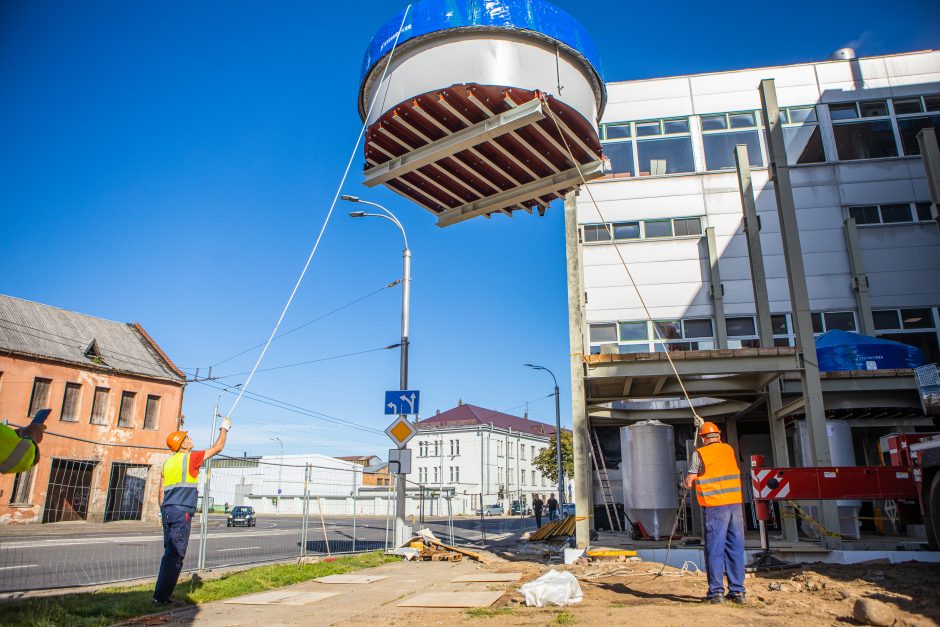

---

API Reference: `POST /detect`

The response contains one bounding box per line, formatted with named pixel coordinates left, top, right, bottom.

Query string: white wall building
left=408, top=403, right=570, bottom=513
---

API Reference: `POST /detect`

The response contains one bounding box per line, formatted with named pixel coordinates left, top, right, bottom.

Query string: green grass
left=552, top=611, right=576, bottom=624
left=2, top=552, right=399, bottom=627
left=466, top=607, right=515, bottom=618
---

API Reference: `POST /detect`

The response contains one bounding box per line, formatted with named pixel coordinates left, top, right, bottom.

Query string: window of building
left=497, top=440, right=503, bottom=457
left=848, top=202, right=933, bottom=226
left=10, top=466, right=34, bottom=504
left=811, top=311, right=858, bottom=334
left=593, top=317, right=717, bottom=354
left=582, top=217, right=703, bottom=245
left=28, top=377, right=52, bottom=418
left=635, top=117, right=694, bottom=175
left=117, top=391, right=136, bottom=428
left=601, top=140, right=635, bottom=177
left=532, top=470, right=537, bottom=485
left=60, top=383, right=81, bottom=422
left=143, top=395, right=160, bottom=430
left=830, top=100, right=898, bottom=160
left=508, top=467, right=514, bottom=485
left=508, top=444, right=514, bottom=459
left=521, top=471, right=526, bottom=485
left=433, top=440, right=439, bottom=457
left=701, top=111, right=764, bottom=170
left=873, top=307, right=940, bottom=363
left=520, top=445, right=526, bottom=460
left=433, top=467, right=438, bottom=483
left=724, top=314, right=795, bottom=348
left=780, top=106, right=825, bottom=164
left=892, top=96, right=940, bottom=156
left=90, top=387, right=110, bottom=425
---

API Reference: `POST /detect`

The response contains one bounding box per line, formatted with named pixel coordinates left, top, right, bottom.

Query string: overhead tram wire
left=207, top=344, right=398, bottom=380
left=543, top=98, right=704, bottom=576
left=220, top=4, right=413, bottom=423
left=207, top=280, right=400, bottom=369
left=501, top=392, right=555, bottom=415
left=196, top=379, right=384, bottom=435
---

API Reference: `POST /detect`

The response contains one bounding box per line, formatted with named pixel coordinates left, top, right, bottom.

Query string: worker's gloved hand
left=220, top=417, right=232, bottom=432
left=693, top=414, right=705, bottom=430
left=19, top=422, right=45, bottom=444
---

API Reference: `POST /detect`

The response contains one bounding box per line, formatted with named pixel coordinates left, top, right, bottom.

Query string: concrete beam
left=917, top=127, right=940, bottom=236
left=843, top=217, right=876, bottom=335
left=706, top=227, right=728, bottom=348
left=364, top=98, right=545, bottom=188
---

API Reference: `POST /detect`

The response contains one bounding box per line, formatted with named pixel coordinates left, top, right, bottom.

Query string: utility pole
left=525, top=364, right=565, bottom=504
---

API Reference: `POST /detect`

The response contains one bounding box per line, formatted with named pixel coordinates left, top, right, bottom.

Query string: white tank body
left=620, top=421, right=679, bottom=540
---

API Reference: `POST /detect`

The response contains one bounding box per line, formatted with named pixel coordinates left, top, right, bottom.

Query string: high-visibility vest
left=0, top=423, right=37, bottom=474
left=162, top=451, right=199, bottom=510
left=694, top=442, right=743, bottom=507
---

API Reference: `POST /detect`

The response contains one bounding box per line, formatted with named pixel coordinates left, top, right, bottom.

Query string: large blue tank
left=816, top=329, right=926, bottom=372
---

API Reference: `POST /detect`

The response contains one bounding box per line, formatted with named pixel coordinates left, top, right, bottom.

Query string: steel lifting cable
left=542, top=98, right=704, bottom=575
left=222, top=4, right=413, bottom=423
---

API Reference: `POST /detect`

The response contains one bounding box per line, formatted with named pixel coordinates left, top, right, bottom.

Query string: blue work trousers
left=702, top=503, right=746, bottom=598
left=153, top=506, right=193, bottom=602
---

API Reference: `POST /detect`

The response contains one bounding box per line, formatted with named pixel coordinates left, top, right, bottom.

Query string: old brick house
left=0, top=295, right=185, bottom=524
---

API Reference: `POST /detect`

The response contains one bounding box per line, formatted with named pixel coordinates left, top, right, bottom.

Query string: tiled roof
left=0, top=294, right=185, bottom=382
left=414, top=404, right=564, bottom=437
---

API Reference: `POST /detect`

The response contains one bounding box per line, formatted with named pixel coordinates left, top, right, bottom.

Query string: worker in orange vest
left=684, top=421, right=746, bottom=604
left=152, top=415, right=230, bottom=606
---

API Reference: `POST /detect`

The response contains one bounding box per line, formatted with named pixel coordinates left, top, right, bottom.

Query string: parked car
left=510, top=500, right=532, bottom=515
left=475, top=504, right=505, bottom=516
left=561, top=503, right=576, bottom=517
left=227, top=505, right=256, bottom=527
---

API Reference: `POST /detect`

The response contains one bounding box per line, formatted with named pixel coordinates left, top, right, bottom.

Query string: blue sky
left=2, top=1, right=937, bottom=458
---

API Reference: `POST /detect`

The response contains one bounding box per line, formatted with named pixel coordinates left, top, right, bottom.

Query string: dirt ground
left=385, top=555, right=940, bottom=626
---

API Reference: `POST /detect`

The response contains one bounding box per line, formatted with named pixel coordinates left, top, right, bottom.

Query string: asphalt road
left=0, top=514, right=532, bottom=593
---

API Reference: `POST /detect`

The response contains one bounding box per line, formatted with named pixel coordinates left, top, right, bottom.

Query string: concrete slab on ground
left=451, top=572, right=521, bottom=582
left=223, top=590, right=340, bottom=606
left=397, top=591, right=503, bottom=608
left=314, top=574, right=388, bottom=584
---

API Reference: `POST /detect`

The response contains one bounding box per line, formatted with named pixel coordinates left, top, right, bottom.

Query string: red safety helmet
left=699, top=422, right=721, bottom=436
left=166, top=430, right=188, bottom=452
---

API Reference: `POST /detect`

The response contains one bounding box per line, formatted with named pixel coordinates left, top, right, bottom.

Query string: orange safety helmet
left=699, top=422, right=721, bottom=436
left=166, top=430, right=188, bottom=452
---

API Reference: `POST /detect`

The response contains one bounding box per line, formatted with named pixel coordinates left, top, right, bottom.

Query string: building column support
left=565, top=190, right=593, bottom=549
left=760, top=81, right=844, bottom=548
left=916, top=128, right=940, bottom=237
left=706, top=227, right=728, bottom=349
left=843, top=217, right=876, bottom=335
left=734, top=143, right=798, bottom=541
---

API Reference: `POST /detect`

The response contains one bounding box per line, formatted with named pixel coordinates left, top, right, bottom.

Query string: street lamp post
left=525, top=364, right=564, bottom=505
left=271, top=437, right=284, bottom=513
left=198, top=384, right=239, bottom=572
left=343, top=195, right=411, bottom=545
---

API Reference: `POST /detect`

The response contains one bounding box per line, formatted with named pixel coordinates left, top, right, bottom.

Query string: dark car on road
left=510, top=500, right=532, bottom=515
left=561, top=502, right=576, bottom=517
left=227, top=506, right=256, bottom=527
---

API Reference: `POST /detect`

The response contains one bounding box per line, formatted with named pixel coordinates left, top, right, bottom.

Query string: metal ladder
left=590, top=426, right=622, bottom=532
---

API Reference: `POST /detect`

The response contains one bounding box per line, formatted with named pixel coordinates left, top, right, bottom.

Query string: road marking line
left=217, top=547, right=261, bottom=552
left=0, top=564, right=38, bottom=570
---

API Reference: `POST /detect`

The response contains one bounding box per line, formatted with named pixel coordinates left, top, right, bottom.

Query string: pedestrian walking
left=684, top=422, right=746, bottom=605
left=152, top=416, right=231, bottom=606
left=547, top=493, right=559, bottom=522
left=532, top=494, right=544, bottom=528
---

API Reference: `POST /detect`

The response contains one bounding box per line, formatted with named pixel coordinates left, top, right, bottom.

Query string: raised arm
left=204, top=417, right=231, bottom=460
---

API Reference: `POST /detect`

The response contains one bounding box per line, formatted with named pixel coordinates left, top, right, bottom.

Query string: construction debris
left=528, top=515, right=586, bottom=541
left=399, top=527, right=489, bottom=563
left=519, top=569, right=584, bottom=607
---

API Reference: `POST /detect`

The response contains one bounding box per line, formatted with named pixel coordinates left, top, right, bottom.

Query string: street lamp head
left=341, top=194, right=360, bottom=202
left=524, top=363, right=543, bottom=370
left=348, top=211, right=367, bottom=218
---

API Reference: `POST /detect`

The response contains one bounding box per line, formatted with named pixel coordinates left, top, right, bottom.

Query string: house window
left=508, top=467, right=514, bottom=485
left=592, top=318, right=716, bottom=354
left=10, top=466, right=34, bottom=504
left=532, top=470, right=537, bottom=485
left=60, top=383, right=81, bottom=422
left=830, top=100, right=898, bottom=160
left=873, top=307, right=940, bottom=363
left=701, top=111, right=764, bottom=170
left=118, top=391, right=136, bottom=428
left=781, top=106, right=825, bottom=164
left=521, top=471, right=526, bottom=485
left=583, top=224, right=612, bottom=243
left=531, top=446, right=536, bottom=460
left=28, top=377, right=52, bottom=418
left=811, top=311, right=858, bottom=334
left=90, top=387, right=110, bottom=425
left=582, top=217, right=703, bottom=244
left=143, top=395, right=160, bottom=430
left=433, top=441, right=439, bottom=457
left=449, top=466, right=459, bottom=483
left=601, top=123, right=635, bottom=177
left=892, top=95, right=940, bottom=156
left=433, top=467, right=438, bottom=483
left=848, top=202, right=935, bottom=226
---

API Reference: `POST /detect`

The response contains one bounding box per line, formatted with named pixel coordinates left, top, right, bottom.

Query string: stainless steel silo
left=620, top=420, right=678, bottom=540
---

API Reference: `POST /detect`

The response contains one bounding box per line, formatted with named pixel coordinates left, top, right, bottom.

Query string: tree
left=532, top=431, right=574, bottom=484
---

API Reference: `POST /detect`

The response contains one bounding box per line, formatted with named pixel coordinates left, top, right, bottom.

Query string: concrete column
left=760, top=80, right=841, bottom=548
left=916, top=128, right=940, bottom=237
left=705, top=227, right=728, bottom=349
left=734, top=144, right=798, bottom=542
left=565, top=190, right=593, bottom=549
left=843, top=217, right=876, bottom=335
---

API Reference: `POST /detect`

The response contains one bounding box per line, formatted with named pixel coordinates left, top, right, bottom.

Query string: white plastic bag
left=519, top=569, right=583, bottom=607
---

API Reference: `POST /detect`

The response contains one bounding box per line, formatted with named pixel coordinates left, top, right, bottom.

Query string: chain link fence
left=0, top=438, right=528, bottom=593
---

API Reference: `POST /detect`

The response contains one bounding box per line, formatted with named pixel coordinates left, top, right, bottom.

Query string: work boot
left=729, top=593, right=747, bottom=605
left=151, top=597, right=175, bottom=607
left=706, top=594, right=724, bottom=604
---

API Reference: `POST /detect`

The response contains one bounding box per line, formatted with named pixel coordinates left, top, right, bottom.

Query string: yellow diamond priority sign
left=385, top=416, right=417, bottom=447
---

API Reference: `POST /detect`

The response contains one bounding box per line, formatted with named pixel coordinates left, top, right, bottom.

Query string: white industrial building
left=565, top=49, right=940, bottom=544
left=408, top=403, right=569, bottom=513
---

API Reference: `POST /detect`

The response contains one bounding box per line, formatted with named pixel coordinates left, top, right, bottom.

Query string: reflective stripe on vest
left=0, top=438, right=34, bottom=473
left=694, top=442, right=743, bottom=507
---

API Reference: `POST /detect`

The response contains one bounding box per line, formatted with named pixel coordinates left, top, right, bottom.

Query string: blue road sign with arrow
left=385, top=390, right=420, bottom=415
